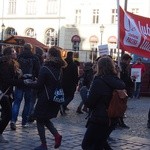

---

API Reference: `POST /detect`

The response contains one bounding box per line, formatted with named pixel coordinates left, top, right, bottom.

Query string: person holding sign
left=131, top=58, right=146, bottom=99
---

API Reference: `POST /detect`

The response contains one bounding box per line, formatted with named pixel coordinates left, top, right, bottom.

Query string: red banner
left=119, top=6, right=150, bottom=58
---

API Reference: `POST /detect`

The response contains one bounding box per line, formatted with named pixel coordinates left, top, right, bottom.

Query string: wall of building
left=0, top=0, right=150, bottom=62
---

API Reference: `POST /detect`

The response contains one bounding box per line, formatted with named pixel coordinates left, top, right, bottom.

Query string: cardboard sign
left=98, top=44, right=109, bottom=56
left=131, top=68, right=141, bottom=82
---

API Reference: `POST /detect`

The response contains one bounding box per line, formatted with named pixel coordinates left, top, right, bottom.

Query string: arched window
left=45, top=28, right=57, bottom=47
left=25, top=28, right=35, bottom=37
left=71, top=35, right=81, bottom=51
left=6, top=27, right=17, bottom=36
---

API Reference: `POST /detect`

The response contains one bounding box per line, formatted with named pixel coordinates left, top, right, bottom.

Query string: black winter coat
left=0, top=56, right=24, bottom=95
left=27, top=61, right=62, bottom=119
left=18, top=51, right=40, bottom=79
left=85, top=75, right=125, bottom=123
left=62, top=58, right=78, bottom=95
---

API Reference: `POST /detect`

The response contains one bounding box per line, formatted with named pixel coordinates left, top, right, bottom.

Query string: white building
left=0, top=0, right=150, bottom=61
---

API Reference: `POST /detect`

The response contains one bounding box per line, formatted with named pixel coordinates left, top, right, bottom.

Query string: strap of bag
left=43, top=66, right=61, bottom=81
left=44, top=85, right=50, bottom=100
left=43, top=66, right=61, bottom=100
left=0, top=87, right=10, bottom=101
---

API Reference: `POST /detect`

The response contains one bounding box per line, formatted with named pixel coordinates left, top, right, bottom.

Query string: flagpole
left=117, top=0, right=120, bottom=67
left=121, top=0, right=128, bottom=56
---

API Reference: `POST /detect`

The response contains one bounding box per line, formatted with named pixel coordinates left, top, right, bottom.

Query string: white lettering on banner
left=123, top=12, right=141, bottom=47
left=126, top=37, right=138, bottom=45
left=140, top=39, right=150, bottom=51
left=138, top=21, right=150, bottom=37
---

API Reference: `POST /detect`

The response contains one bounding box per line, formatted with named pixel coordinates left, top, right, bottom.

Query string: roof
left=3, top=35, right=48, bottom=50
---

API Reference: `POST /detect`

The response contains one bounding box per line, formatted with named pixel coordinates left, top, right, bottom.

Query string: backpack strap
left=43, top=66, right=61, bottom=81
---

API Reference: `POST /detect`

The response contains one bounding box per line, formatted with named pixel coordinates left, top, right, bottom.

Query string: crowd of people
left=0, top=43, right=150, bottom=150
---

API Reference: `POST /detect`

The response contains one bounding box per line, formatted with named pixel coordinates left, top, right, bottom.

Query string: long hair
left=2, top=46, right=20, bottom=73
left=46, top=46, right=67, bottom=68
left=96, top=56, right=117, bottom=76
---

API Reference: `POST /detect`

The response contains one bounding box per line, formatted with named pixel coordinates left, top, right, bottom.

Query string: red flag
left=119, top=6, right=150, bottom=58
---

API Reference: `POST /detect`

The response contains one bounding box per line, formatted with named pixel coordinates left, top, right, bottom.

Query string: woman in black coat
left=82, top=56, right=125, bottom=150
left=25, top=46, right=66, bottom=150
left=0, top=46, right=23, bottom=143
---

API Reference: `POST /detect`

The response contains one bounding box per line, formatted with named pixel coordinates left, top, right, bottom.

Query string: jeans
left=148, top=109, right=150, bottom=123
left=11, top=87, right=32, bottom=125
left=133, top=82, right=141, bottom=98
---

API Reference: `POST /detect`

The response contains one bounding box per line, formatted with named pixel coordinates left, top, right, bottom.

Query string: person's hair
left=96, top=56, right=117, bottom=76
left=66, top=51, right=73, bottom=60
left=47, top=46, right=67, bottom=67
left=122, top=54, right=132, bottom=61
left=23, top=43, right=34, bottom=54
left=35, top=46, right=43, bottom=56
left=2, top=46, right=19, bottom=71
left=3, top=46, right=14, bottom=56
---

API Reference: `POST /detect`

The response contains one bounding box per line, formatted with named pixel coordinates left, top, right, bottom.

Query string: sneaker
left=76, top=108, right=84, bottom=114
left=0, top=134, right=9, bottom=143
left=34, top=145, right=48, bottom=150
left=54, top=134, right=62, bottom=149
left=147, top=122, right=150, bottom=128
left=10, top=122, right=16, bottom=130
left=120, top=123, right=130, bottom=129
left=22, top=124, right=29, bottom=128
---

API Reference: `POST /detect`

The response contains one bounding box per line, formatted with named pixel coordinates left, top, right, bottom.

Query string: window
left=111, top=9, right=117, bottom=24
left=26, top=0, right=36, bottom=15
left=92, top=9, right=99, bottom=24
left=25, top=28, right=35, bottom=37
left=8, top=0, right=16, bottom=14
left=75, top=9, right=81, bottom=24
left=45, top=28, right=57, bottom=47
left=47, top=0, right=58, bottom=14
left=131, top=8, right=139, bottom=14
left=6, top=27, right=16, bottom=36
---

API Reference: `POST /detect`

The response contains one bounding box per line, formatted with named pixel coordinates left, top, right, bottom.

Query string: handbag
left=43, top=66, right=65, bottom=104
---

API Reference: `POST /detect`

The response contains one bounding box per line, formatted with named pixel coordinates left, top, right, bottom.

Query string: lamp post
left=1, top=23, right=5, bottom=41
left=100, top=24, right=104, bottom=45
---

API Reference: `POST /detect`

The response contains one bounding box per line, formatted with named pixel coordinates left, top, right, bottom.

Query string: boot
left=82, top=105, right=88, bottom=113
left=54, top=133, right=62, bottom=149
left=76, top=107, right=84, bottom=114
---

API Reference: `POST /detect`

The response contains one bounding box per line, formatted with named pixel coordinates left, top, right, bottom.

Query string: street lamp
left=100, top=24, right=104, bottom=45
left=1, top=23, right=5, bottom=41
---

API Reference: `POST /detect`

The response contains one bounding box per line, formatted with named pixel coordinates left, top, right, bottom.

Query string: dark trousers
left=0, top=96, right=12, bottom=134
left=82, top=119, right=116, bottom=150
left=148, top=109, right=150, bottom=123
left=36, top=117, right=58, bottom=144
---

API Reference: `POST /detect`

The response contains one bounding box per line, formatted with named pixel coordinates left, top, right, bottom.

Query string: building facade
left=0, top=0, right=150, bottom=61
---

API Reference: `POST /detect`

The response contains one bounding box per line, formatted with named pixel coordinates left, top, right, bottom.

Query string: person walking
left=24, top=46, right=67, bottom=150
left=61, top=51, right=79, bottom=115
left=0, top=46, right=23, bottom=143
left=10, top=43, right=40, bottom=130
left=76, top=62, right=93, bottom=114
left=118, top=53, right=134, bottom=129
left=28, top=46, right=44, bottom=123
left=81, top=56, right=125, bottom=150
left=131, top=58, right=146, bottom=99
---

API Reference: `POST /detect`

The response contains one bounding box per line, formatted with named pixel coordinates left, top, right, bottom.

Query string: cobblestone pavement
left=0, top=92, right=150, bottom=150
